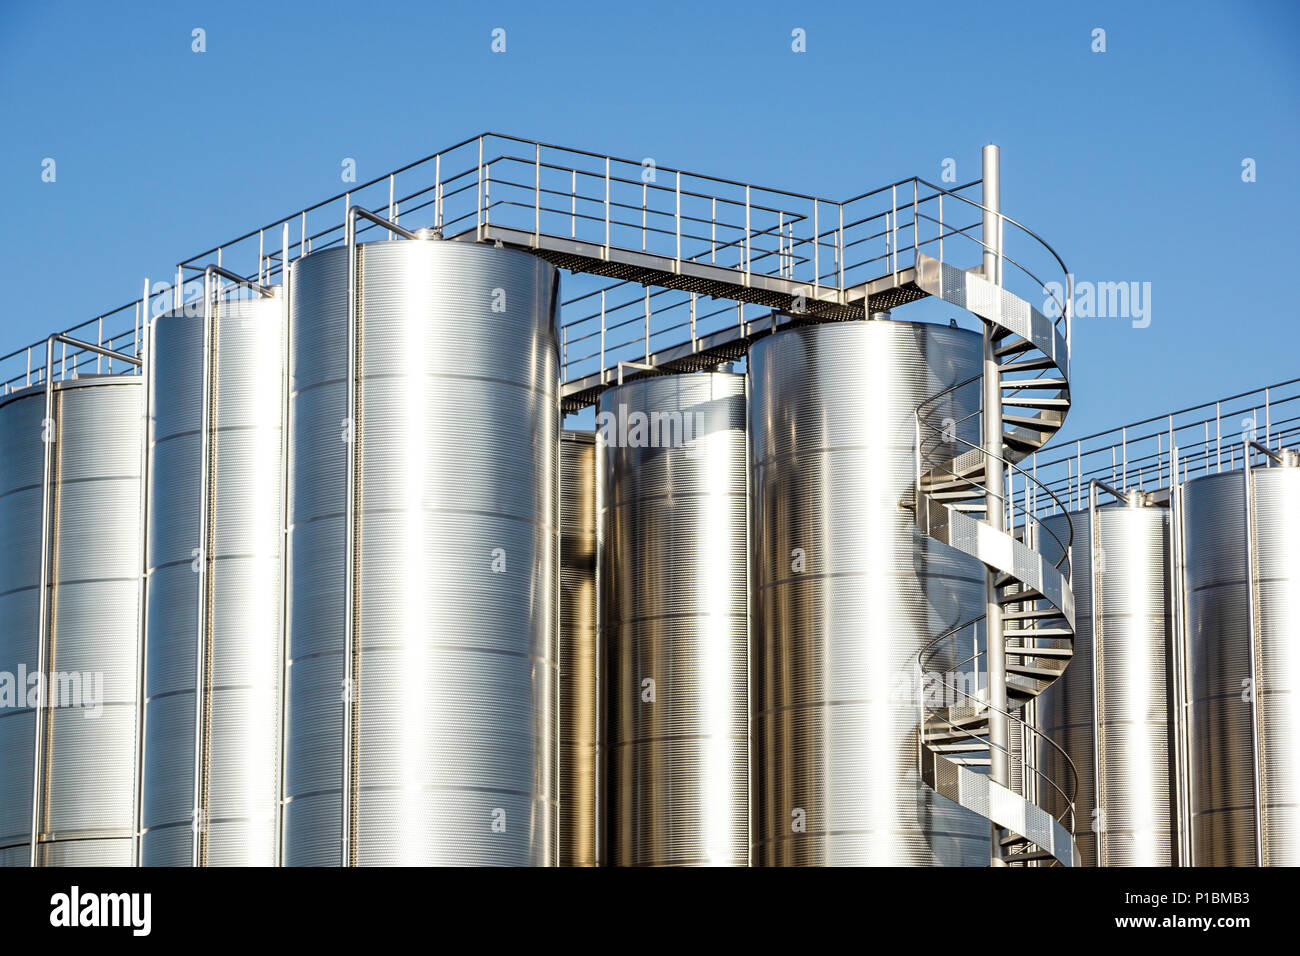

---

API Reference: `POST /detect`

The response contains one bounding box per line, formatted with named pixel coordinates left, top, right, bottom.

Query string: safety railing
left=2, top=133, right=1074, bottom=404
left=916, top=620, right=1080, bottom=855
left=1027, top=377, right=1300, bottom=516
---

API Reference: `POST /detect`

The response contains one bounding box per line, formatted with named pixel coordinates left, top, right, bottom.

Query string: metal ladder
left=911, top=248, right=1081, bottom=867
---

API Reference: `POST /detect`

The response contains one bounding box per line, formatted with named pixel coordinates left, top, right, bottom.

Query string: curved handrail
left=913, top=380, right=1075, bottom=577
left=915, top=617, right=1080, bottom=846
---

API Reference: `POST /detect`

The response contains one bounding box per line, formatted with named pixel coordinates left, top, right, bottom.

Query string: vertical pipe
left=30, top=340, right=58, bottom=867
left=192, top=269, right=217, bottom=868
left=1167, top=444, right=1192, bottom=865
left=342, top=210, right=359, bottom=867
left=133, top=279, right=153, bottom=867
left=1087, top=482, right=1104, bottom=866
left=276, top=227, right=292, bottom=865
left=981, top=143, right=1008, bottom=866
left=1241, top=459, right=1264, bottom=865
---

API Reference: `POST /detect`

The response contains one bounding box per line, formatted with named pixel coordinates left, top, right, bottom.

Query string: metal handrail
left=5, top=133, right=1075, bottom=408
left=913, top=373, right=1076, bottom=576
left=916, top=617, right=1080, bottom=844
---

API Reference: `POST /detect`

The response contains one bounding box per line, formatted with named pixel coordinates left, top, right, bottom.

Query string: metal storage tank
left=1036, top=499, right=1177, bottom=866
left=0, top=376, right=143, bottom=866
left=560, top=430, right=598, bottom=866
left=749, top=319, right=987, bottom=866
left=598, top=371, right=748, bottom=866
left=1183, top=460, right=1300, bottom=866
left=140, top=291, right=287, bottom=866
left=284, top=235, right=559, bottom=866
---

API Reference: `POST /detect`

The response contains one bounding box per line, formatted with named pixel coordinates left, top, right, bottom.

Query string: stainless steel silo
left=1183, top=461, right=1300, bottom=866
left=749, top=319, right=987, bottom=866
left=285, top=234, right=559, bottom=866
left=140, top=290, right=287, bottom=866
left=1036, top=498, right=1177, bottom=867
left=0, top=376, right=143, bottom=867
left=598, top=371, right=748, bottom=866
left=560, top=430, right=598, bottom=866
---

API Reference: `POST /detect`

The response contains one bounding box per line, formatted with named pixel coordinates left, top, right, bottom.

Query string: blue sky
left=1, top=0, right=1296, bottom=440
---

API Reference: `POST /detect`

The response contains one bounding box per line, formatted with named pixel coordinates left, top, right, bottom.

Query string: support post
left=981, top=143, right=1009, bottom=866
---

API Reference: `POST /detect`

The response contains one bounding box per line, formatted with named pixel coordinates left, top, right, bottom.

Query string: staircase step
left=930, top=741, right=989, bottom=753
left=1007, top=662, right=1065, bottom=680
left=1005, top=627, right=1072, bottom=640
left=1001, top=608, right=1062, bottom=621
left=999, top=588, right=1043, bottom=604
left=1003, top=396, right=1071, bottom=409
left=1002, top=376, right=1067, bottom=390
left=1000, top=354, right=1055, bottom=373
left=1003, top=412, right=1052, bottom=429
left=994, top=337, right=1033, bottom=359
left=1005, top=645, right=1073, bottom=658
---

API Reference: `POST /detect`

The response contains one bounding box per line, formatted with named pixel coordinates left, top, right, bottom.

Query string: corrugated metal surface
left=599, top=372, right=748, bottom=866
left=141, top=294, right=286, bottom=866
left=0, top=377, right=143, bottom=866
left=749, top=320, right=987, bottom=866
left=1184, top=465, right=1300, bottom=865
left=1037, top=505, right=1175, bottom=866
left=559, top=431, right=598, bottom=866
left=284, top=238, right=559, bottom=865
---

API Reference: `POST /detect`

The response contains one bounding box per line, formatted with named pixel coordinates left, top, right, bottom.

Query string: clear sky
left=1, top=0, right=1296, bottom=440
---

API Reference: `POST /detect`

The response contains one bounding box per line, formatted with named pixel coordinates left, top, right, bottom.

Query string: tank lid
left=414, top=226, right=443, bottom=240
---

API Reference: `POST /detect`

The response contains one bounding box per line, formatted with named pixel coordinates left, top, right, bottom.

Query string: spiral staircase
left=911, top=251, right=1081, bottom=867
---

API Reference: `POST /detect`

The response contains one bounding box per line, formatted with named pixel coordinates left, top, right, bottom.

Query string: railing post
left=534, top=143, right=541, bottom=245
left=476, top=137, right=484, bottom=241
left=435, top=153, right=443, bottom=229
left=813, top=200, right=820, bottom=296
left=603, top=157, right=611, bottom=260
left=744, top=185, right=751, bottom=284
left=689, top=293, right=697, bottom=351
left=675, top=171, right=682, bottom=272
left=891, top=184, right=898, bottom=284
left=837, top=204, right=844, bottom=294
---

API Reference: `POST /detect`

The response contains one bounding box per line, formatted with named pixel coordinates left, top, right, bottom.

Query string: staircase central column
left=981, top=143, right=1010, bottom=866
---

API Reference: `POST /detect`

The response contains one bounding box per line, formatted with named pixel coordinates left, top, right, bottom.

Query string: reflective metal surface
left=1037, top=505, right=1176, bottom=866
left=1184, top=465, right=1300, bottom=866
left=0, top=377, right=143, bottom=866
left=598, top=372, right=748, bottom=866
left=141, top=295, right=286, bottom=866
left=749, top=320, right=987, bottom=866
left=285, top=238, right=559, bottom=866
left=560, top=431, right=598, bottom=866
